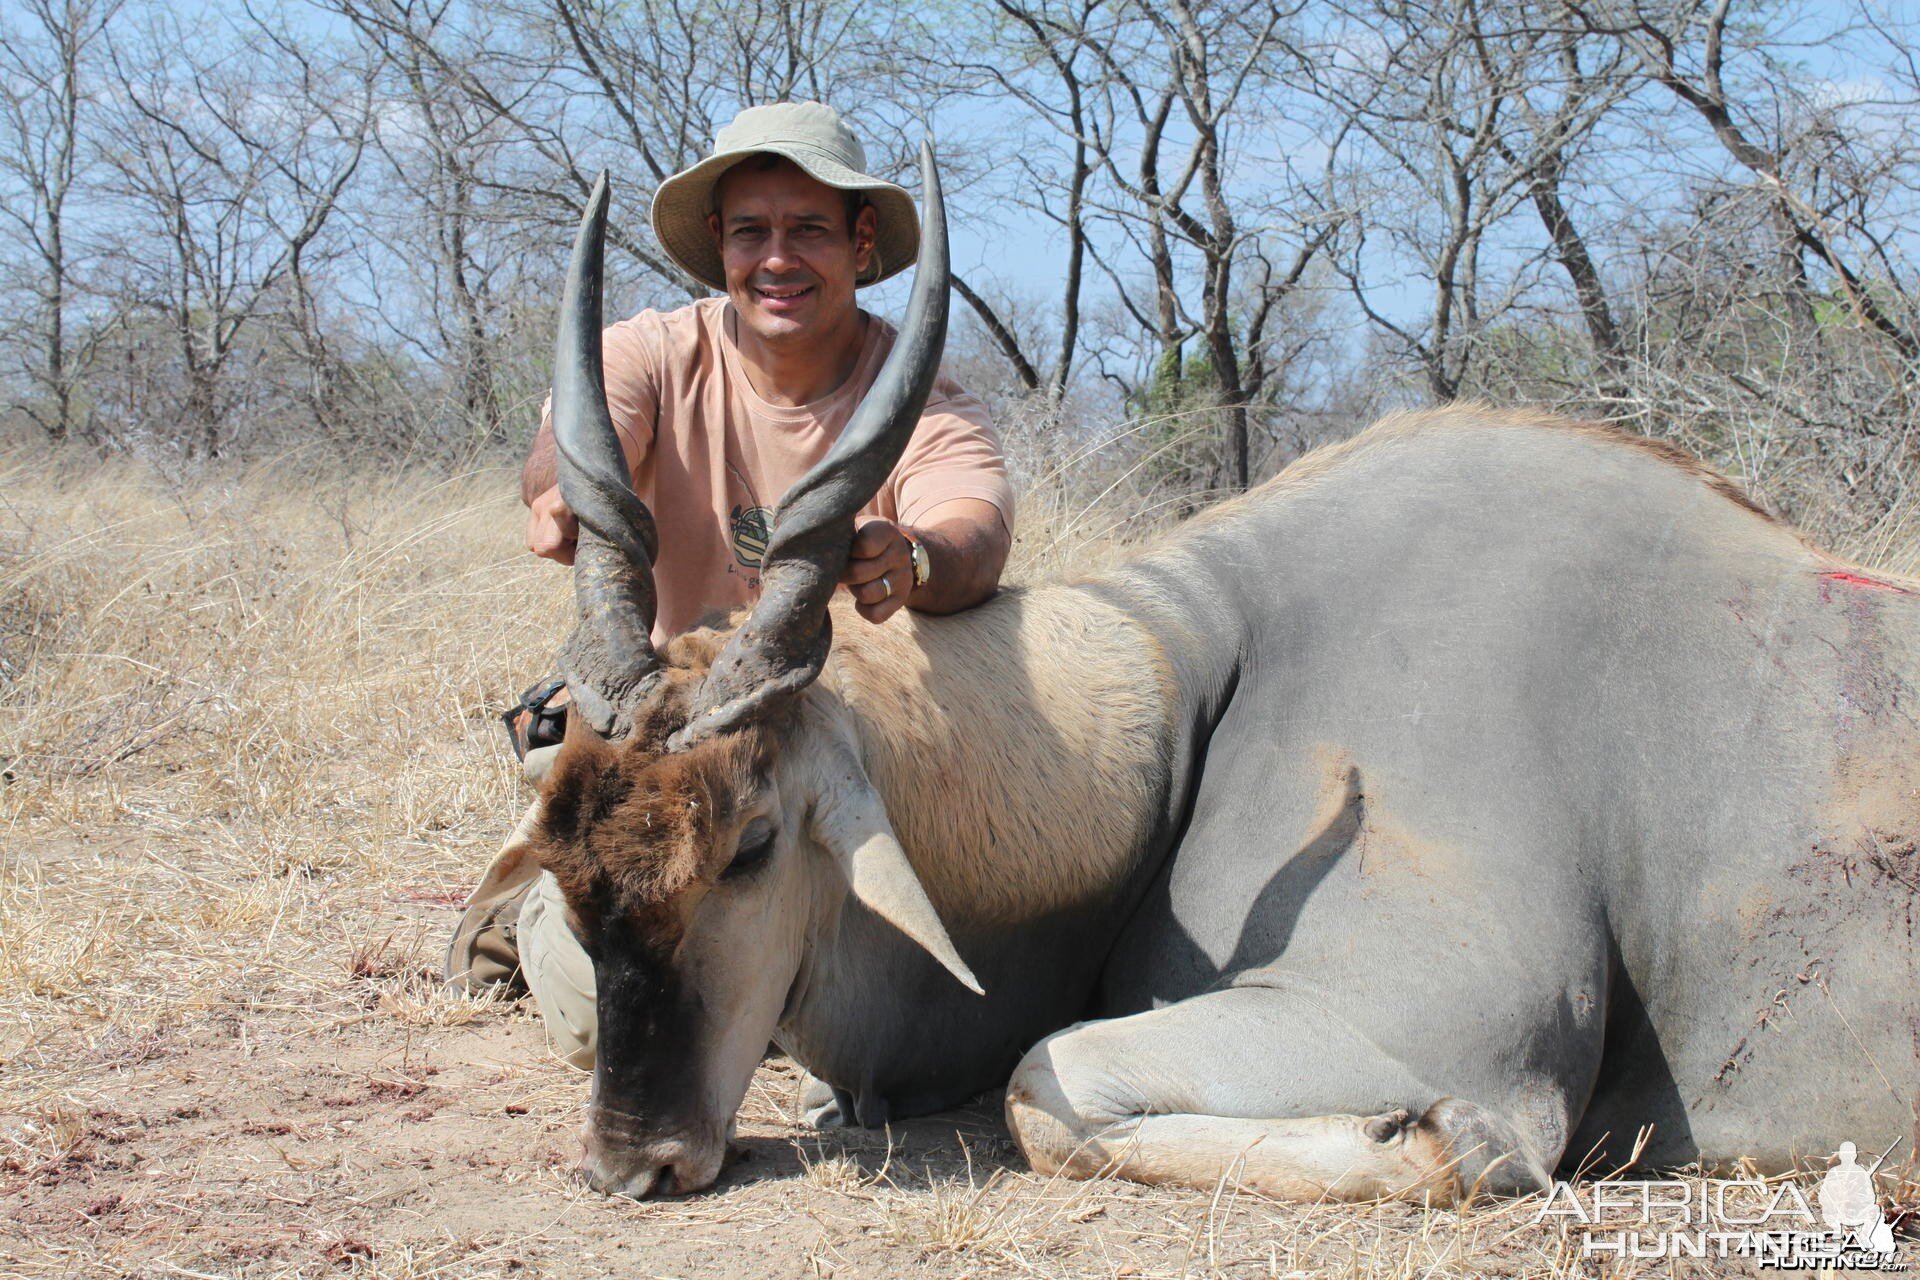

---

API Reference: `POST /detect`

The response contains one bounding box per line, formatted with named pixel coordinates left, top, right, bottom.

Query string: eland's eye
left=722, top=822, right=776, bottom=880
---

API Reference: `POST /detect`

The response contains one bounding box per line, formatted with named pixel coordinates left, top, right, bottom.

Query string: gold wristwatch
left=902, top=528, right=932, bottom=590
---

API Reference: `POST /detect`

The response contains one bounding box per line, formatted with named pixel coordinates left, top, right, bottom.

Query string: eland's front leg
left=1004, top=984, right=1560, bottom=1204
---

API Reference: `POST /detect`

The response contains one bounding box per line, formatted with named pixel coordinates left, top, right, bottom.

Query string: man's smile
left=754, top=282, right=815, bottom=310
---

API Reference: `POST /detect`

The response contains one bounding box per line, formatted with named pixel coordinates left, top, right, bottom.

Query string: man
left=523, top=101, right=1010, bottom=639
left=445, top=102, right=1015, bottom=1067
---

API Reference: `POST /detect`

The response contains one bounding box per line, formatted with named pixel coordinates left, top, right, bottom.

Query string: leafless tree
left=1517, top=0, right=1920, bottom=526
left=953, top=0, right=1343, bottom=488
left=327, top=0, right=534, bottom=443
left=1563, top=0, right=1919, bottom=366
left=937, top=0, right=1101, bottom=402
left=93, top=5, right=371, bottom=457
left=0, top=0, right=120, bottom=442
left=1310, top=0, right=1631, bottom=402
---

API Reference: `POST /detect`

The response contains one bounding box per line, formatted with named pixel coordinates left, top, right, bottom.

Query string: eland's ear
left=810, top=762, right=984, bottom=997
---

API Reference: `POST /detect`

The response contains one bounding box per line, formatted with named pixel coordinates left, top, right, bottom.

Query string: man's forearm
left=522, top=424, right=558, bottom=506
left=908, top=503, right=1011, bottom=614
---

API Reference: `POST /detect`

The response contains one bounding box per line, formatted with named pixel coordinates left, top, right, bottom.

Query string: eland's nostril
left=578, top=1119, right=723, bottom=1197
left=577, top=1136, right=667, bottom=1200
left=578, top=1152, right=663, bottom=1200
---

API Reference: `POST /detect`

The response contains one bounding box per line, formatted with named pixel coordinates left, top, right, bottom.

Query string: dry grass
left=0, top=438, right=1906, bottom=1277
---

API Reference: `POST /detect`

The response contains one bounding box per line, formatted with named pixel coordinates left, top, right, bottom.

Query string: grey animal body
left=772, top=409, right=1920, bottom=1194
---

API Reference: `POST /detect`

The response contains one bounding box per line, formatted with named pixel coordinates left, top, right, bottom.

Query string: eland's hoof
left=799, top=1072, right=854, bottom=1129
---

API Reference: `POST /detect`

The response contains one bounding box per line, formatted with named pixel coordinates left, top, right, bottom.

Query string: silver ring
left=880, top=573, right=893, bottom=598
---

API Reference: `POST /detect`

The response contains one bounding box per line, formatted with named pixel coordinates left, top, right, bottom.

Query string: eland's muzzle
left=578, top=1108, right=725, bottom=1198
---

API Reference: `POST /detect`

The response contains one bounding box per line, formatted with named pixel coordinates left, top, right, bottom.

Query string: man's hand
left=842, top=518, right=917, bottom=624
left=527, top=485, right=580, bottom=565
left=840, top=499, right=1011, bottom=625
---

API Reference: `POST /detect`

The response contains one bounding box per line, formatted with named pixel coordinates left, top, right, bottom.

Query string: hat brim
left=650, top=145, right=919, bottom=293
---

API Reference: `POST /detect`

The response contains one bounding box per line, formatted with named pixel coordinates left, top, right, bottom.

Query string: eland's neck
left=780, top=577, right=1242, bottom=1117
left=823, top=582, right=1189, bottom=928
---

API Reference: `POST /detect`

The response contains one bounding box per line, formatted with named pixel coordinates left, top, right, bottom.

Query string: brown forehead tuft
left=531, top=724, right=769, bottom=917
left=659, top=622, right=734, bottom=672
left=526, top=616, right=768, bottom=923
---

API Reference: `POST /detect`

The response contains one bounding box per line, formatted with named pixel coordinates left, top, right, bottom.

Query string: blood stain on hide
left=1819, top=570, right=1913, bottom=602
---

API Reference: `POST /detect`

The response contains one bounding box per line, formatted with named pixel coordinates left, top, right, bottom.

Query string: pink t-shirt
left=547, top=297, right=1014, bottom=640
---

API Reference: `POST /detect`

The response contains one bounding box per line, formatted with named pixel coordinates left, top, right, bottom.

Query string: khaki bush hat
left=650, top=101, right=919, bottom=293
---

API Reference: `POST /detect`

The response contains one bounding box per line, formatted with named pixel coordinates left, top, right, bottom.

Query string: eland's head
left=526, top=145, right=979, bottom=1199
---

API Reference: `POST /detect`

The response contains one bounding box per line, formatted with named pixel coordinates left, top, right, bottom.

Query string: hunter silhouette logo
left=1820, top=1142, right=1900, bottom=1258
left=730, top=504, right=771, bottom=569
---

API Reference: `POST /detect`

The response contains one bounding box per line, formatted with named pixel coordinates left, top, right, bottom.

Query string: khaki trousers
left=460, top=746, right=599, bottom=1068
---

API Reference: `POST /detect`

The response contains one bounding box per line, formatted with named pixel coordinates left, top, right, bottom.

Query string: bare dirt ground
left=0, top=448, right=1891, bottom=1277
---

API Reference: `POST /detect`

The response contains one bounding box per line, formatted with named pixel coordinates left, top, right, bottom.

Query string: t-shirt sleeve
left=536, top=311, right=661, bottom=483
left=886, top=373, right=1016, bottom=532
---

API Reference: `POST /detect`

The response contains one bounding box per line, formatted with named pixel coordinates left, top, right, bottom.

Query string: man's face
left=709, top=158, right=877, bottom=348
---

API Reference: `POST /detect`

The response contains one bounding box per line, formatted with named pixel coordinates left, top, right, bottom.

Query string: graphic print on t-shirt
left=725, top=458, right=771, bottom=584
left=729, top=503, right=771, bottom=569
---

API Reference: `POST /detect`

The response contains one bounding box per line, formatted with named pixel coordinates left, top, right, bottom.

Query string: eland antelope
left=520, top=144, right=1920, bottom=1201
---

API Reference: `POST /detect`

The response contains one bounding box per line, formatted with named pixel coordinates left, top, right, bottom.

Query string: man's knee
left=519, top=871, right=597, bottom=1070
left=523, top=743, right=561, bottom=785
